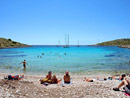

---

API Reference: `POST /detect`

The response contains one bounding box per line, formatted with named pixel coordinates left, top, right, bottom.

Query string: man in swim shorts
left=19, top=60, right=28, bottom=69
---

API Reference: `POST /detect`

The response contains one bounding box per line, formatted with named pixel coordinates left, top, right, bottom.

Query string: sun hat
left=65, top=71, right=69, bottom=74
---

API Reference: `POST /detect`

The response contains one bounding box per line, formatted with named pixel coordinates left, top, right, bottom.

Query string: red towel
left=124, top=93, right=130, bottom=97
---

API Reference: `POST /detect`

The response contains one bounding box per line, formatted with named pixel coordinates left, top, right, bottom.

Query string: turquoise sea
left=0, top=46, right=130, bottom=75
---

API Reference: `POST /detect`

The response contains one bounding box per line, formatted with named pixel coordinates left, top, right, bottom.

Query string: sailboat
left=56, top=40, right=60, bottom=47
left=64, top=34, right=69, bottom=48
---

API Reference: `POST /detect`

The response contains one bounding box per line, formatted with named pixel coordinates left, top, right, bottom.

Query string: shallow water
left=0, top=46, right=130, bottom=75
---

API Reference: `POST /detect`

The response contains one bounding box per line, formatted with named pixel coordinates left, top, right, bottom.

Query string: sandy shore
left=0, top=73, right=129, bottom=98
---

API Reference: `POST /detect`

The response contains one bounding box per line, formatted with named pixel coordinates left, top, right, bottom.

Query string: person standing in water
left=19, top=60, right=28, bottom=69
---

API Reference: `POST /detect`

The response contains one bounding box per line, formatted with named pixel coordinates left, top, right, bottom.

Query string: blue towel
left=61, top=81, right=72, bottom=85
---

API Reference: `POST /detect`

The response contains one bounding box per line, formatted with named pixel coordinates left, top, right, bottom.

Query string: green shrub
left=8, top=39, right=12, bottom=41
left=12, top=41, right=17, bottom=44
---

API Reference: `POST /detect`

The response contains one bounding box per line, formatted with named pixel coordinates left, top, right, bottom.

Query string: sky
left=0, top=0, right=130, bottom=45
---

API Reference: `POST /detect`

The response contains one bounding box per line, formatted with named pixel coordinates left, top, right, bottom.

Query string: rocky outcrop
left=0, top=38, right=30, bottom=49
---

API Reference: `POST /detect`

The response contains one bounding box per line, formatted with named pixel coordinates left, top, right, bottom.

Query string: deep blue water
left=0, top=46, right=130, bottom=75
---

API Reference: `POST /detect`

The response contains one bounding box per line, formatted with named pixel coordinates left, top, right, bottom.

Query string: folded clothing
left=5, top=75, right=23, bottom=80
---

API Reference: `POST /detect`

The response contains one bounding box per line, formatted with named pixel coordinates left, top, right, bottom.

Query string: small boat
left=56, top=40, right=60, bottom=47
left=64, top=34, right=69, bottom=48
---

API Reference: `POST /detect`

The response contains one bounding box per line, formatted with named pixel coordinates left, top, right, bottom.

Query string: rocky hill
left=0, top=38, right=30, bottom=49
left=96, top=38, right=130, bottom=49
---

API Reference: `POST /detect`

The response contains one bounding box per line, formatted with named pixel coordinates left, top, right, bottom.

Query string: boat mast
left=59, top=40, right=60, bottom=46
left=68, top=34, right=69, bottom=46
left=65, top=34, right=66, bottom=47
left=64, top=34, right=69, bottom=48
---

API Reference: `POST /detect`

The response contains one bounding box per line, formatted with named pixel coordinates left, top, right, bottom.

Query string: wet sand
left=0, top=73, right=129, bottom=98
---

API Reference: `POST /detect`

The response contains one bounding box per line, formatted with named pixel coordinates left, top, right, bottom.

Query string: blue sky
left=0, top=0, right=130, bottom=45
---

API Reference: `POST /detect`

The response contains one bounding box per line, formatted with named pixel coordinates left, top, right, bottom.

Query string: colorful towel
left=124, top=93, right=130, bottom=97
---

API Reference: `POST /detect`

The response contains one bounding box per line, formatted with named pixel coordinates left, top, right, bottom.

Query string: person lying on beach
left=113, top=78, right=130, bottom=92
left=84, top=77, right=94, bottom=82
left=4, top=74, right=24, bottom=80
left=84, top=77, right=107, bottom=82
left=19, top=59, right=28, bottom=69
left=64, top=71, right=70, bottom=83
left=40, top=71, right=52, bottom=84
left=127, top=74, right=130, bottom=79
left=109, top=74, right=126, bottom=81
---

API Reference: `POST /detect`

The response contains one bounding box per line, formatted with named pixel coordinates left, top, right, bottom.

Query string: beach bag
left=125, top=85, right=130, bottom=94
left=8, top=75, right=13, bottom=80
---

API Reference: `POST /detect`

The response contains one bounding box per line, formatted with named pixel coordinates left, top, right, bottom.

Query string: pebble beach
left=0, top=73, right=129, bottom=98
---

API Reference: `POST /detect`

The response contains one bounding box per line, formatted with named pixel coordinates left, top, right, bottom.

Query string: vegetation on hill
left=0, top=38, right=30, bottom=49
left=97, top=39, right=130, bottom=46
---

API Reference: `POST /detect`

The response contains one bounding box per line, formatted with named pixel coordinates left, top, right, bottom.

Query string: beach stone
left=0, top=76, right=128, bottom=98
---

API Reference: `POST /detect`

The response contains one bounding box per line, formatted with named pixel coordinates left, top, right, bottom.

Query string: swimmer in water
left=19, top=60, right=28, bottom=69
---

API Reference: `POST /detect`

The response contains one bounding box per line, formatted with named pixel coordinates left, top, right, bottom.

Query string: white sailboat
left=64, top=34, right=69, bottom=48
left=56, top=40, right=60, bottom=47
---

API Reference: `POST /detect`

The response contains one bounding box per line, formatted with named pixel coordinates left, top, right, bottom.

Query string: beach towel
left=124, top=93, right=130, bottom=97
left=42, top=82, right=49, bottom=86
left=61, top=81, right=72, bottom=85
left=125, top=85, right=130, bottom=95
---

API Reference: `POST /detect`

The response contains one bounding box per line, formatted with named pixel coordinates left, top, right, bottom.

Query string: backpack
left=125, top=85, right=130, bottom=94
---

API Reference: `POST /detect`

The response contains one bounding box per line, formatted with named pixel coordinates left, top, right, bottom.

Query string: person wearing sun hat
left=64, top=71, right=70, bottom=83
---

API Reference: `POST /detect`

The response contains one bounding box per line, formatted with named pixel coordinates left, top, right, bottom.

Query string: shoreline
left=0, top=45, right=130, bottom=49
left=0, top=70, right=128, bottom=77
left=118, top=45, right=130, bottom=49
left=0, top=45, right=31, bottom=49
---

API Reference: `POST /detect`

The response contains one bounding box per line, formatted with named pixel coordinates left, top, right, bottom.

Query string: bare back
left=64, top=74, right=70, bottom=83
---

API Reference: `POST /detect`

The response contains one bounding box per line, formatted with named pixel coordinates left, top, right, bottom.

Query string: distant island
left=96, top=38, right=130, bottom=49
left=0, top=38, right=30, bottom=49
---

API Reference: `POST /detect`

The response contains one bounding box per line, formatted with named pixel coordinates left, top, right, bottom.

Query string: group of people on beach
left=4, top=71, right=130, bottom=95
left=84, top=74, right=130, bottom=95
left=14, top=59, right=130, bottom=95
left=40, top=71, right=70, bottom=85
left=84, top=74, right=126, bottom=82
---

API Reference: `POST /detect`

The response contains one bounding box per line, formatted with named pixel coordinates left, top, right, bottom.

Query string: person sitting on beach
left=113, top=78, right=130, bottom=92
left=64, top=71, right=70, bottom=83
left=40, top=71, right=52, bottom=84
left=5, top=74, right=24, bottom=80
left=46, top=71, right=52, bottom=80
left=52, top=75, right=58, bottom=84
left=19, top=60, right=28, bottom=69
